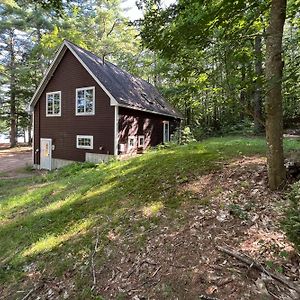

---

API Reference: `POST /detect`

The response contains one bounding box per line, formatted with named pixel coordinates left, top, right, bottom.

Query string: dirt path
left=0, top=146, right=32, bottom=178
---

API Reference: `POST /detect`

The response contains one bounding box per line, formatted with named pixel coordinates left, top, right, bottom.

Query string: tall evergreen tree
left=0, top=4, right=27, bottom=146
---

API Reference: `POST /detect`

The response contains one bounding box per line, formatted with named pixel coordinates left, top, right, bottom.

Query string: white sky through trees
left=120, top=0, right=176, bottom=21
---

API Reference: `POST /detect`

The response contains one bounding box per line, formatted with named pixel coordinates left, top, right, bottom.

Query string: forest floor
left=0, top=136, right=300, bottom=300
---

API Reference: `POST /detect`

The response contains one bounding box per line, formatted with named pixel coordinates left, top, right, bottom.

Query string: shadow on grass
left=0, top=136, right=299, bottom=285
left=0, top=145, right=218, bottom=276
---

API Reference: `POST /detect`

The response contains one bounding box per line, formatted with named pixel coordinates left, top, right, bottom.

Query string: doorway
left=40, top=138, right=52, bottom=170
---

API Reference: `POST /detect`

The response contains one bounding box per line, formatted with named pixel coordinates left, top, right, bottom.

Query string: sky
left=120, top=0, right=176, bottom=21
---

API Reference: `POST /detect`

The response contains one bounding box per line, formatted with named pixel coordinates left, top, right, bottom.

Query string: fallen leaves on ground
left=5, top=156, right=300, bottom=300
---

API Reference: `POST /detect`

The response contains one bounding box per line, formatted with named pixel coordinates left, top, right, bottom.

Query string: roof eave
left=116, top=103, right=183, bottom=119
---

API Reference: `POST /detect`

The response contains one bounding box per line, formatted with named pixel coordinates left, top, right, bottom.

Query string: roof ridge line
left=65, top=40, right=153, bottom=85
left=64, top=40, right=105, bottom=65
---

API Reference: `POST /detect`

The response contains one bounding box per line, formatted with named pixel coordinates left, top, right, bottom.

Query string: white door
left=40, top=138, right=52, bottom=170
left=163, top=121, right=170, bottom=143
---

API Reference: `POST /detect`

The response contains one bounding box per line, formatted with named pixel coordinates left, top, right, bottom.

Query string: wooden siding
left=118, top=107, right=180, bottom=154
left=33, top=49, right=115, bottom=164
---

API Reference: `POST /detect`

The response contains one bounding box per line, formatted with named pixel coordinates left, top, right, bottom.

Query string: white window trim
left=163, top=121, right=170, bottom=143
left=138, top=135, right=145, bottom=148
left=46, top=91, right=61, bottom=117
left=76, top=135, right=93, bottom=149
left=75, top=86, right=95, bottom=116
left=128, top=136, right=136, bottom=150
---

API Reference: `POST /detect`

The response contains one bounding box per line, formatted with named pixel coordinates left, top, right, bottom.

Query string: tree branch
left=216, top=246, right=300, bottom=294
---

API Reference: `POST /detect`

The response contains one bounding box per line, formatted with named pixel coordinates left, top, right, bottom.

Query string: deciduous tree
left=265, top=0, right=287, bottom=189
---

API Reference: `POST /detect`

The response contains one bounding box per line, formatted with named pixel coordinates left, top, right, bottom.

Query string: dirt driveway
left=0, top=146, right=32, bottom=177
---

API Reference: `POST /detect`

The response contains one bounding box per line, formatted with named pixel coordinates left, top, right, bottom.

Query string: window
left=128, top=136, right=136, bottom=149
left=46, top=91, right=61, bottom=116
left=138, top=135, right=145, bottom=148
left=163, top=121, right=170, bottom=143
left=76, top=87, right=95, bottom=115
left=76, top=135, right=93, bottom=149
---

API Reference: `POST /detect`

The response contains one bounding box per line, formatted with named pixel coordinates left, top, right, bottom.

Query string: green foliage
left=2, top=0, right=18, bottom=8
left=219, top=120, right=255, bottom=136
left=170, top=126, right=196, bottom=145
left=48, top=162, right=97, bottom=179
left=20, top=0, right=64, bottom=14
left=282, top=182, right=300, bottom=251
left=0, top=119, right=8, bottom=132
left=282, top=20, right=300, bottom=122
left=0, top=2, right=55, bottom=143
left=39, top=1, right=141, bottom=69
left=228, top=203, right=249, bottom=220
left=190, top=119, right=255, bottom=140
left=141, top=0, right=269, bottom=60
left=139, top=0, right=300, bottom=135
left=180, top=126, right=196, bottom=144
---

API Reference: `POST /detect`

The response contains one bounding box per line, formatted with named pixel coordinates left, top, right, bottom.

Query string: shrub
left=180, top=126, right=196, bottom=144
left=219, top=119, right=254, bottom=136
left=282, top=182, right=300, bottom=251
left=170, top=126, right=196, bottom=145
left=187, top=119, right=255, bottom=141
left=192, top=126, right=211, bottom=140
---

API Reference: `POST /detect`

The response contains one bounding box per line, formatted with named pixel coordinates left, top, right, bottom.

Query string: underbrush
left=282, top=182, right=300, bottom=251
left=191, top=119, right=260, bottom=140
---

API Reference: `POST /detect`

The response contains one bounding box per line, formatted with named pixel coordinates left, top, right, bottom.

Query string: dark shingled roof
left=65, top=41, right=181, bottom=118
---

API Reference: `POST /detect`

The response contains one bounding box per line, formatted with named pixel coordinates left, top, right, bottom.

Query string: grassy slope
left=0, top=136, right=299, bottom=298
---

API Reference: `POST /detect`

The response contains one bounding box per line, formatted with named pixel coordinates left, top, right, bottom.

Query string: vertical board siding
left=33, top=49, right=114, bottom=164
left=33, top=102, right=40, bottom=164
left=118, top=107, right=180, bottom=154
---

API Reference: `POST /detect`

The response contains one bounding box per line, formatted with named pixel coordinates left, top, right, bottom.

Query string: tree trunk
left=10, top=85, right=17, bottom=147
left=185, top=102, right=191, bottom=126
left=240, top=65, right=246, bottom=121
left=8, top=30, right=17, bottom=148
left=28, top=119, right=32, bottom=146
left=265, top=0, right=287, bottom=190
left=253, top=35, right=264, bottom=134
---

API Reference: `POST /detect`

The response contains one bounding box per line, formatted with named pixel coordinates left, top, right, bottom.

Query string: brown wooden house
left=29, top=41, right=181, bottom=170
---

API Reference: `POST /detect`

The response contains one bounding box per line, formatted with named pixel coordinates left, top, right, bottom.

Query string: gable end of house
left=29, top=41, right=118, bottom=110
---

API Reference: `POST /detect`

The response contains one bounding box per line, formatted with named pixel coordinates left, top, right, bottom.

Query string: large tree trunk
left=265, top=0, right=286, bottom=190
left=8, top=30, right=17, bottom=148
left=9, top=82, right=17, bottom=147
left=26, top=14, right=41, bottom=147
left=253, top=35, right=264, bottom=134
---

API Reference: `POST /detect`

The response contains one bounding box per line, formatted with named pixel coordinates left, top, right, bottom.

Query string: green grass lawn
left=0, top=136, right=299, bottom=297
